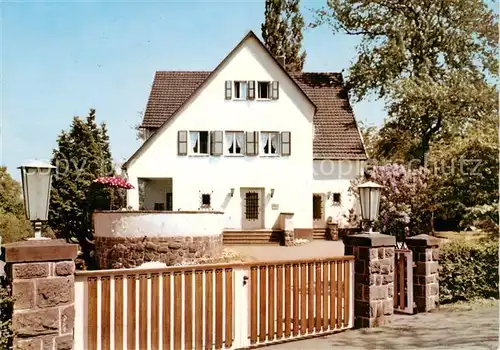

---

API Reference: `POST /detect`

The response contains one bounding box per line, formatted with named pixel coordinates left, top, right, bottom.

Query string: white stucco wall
left=126, top=35, right=315, bottom=230
left=93, top=211, right=224, bottom=238
left=313, top=160, right=364, bottom=227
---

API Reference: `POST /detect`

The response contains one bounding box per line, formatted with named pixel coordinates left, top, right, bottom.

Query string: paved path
left=227, top=240, right=345, bottom=262
left=259, top=304, right=499, bottom=350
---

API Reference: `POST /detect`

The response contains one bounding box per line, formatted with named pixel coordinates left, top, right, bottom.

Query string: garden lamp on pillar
left=18, top=160, right=56, bottom=240
left=358, top=181, right=384, bottom=233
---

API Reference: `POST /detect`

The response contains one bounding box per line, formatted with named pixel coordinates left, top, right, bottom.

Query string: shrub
left=439, top=239, right=499, bottom=303
left=0, top=282, right=14, bottom=349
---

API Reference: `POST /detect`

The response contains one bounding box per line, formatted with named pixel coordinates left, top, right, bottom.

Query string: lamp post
left=358, top=181, right=384, bottom=233
left=18, top=160, right=56, bottom=240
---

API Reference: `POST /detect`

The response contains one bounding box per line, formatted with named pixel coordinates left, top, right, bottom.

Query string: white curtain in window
left=261, top=132, right=269, bottom=153
left=241, top=83, right=248, bottom=98
left=235, top=132, right=244, bottom=152
left=225, top=132, right=234, bottom=153
left=190, top=132, right=199, bottom=152
left=270, top=133, right=279, bottom=153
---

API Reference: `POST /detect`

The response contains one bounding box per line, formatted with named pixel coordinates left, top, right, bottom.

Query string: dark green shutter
left=281, top=131, right=291, bottom=156
left=211, top=131, right=223, bottom=155
left=245, top=131, right=259, bottom=155
left=248, top=81, right=255, bottom=100
left=178, top=130, right=188, bottom=155
left=272, top=81, right=279, bottom=100
left=225, top=81, right=232, bottom=100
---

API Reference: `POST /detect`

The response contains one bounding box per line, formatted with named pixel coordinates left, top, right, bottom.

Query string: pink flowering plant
left=349, top=164, right=431, bottom=241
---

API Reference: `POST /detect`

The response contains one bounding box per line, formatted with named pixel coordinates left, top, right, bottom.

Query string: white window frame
left=189, top=131, right=210, bottom=155
left=260, top=131, right=280, bottom=156
left=225, top=131, right=245, bottom=156
left=233, top=81, right=248, bottom=100
left=257, top=81, right=271, bottom=100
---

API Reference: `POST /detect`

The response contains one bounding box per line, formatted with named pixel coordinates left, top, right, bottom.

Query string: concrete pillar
left=4, top=239, right=78, bottom=350
left=344, top=233, right=396, bottom=328
left=406, top=234, right=440, bottom=312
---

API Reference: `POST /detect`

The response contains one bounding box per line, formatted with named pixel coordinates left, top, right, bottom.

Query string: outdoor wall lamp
left=18, top=160, right=56, bottom=240
left=270, top=188, right=275, bottom=198
left=357, top=181, right=384, bottom=233
left=230, top=188, right=235, bottom=197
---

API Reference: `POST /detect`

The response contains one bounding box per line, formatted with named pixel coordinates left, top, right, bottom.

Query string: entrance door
left=241, top=188, right=265, bottom=230
left=313, top=193, right=326, bottom=228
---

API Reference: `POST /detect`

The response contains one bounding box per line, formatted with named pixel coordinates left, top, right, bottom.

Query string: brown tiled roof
left=140, top=71, right=366, bottom=160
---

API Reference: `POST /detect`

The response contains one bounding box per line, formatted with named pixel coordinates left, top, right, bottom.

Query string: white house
left=122, top=31, right=367, bottom=240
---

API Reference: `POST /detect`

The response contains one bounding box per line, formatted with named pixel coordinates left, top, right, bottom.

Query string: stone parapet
left=95, top=234, right=223, bottom=269
left=344, top=233, right=396, bottom=328
left=3, top=239, right=78, bottom=350
left=406, top=234, right=440, bottom=312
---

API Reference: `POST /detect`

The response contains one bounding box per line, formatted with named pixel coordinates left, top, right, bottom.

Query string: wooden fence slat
left=344, top=261, right=350, bottom=327
left=292, top=263, right=299, bottom=336
left=315, top=263, right=322, bottom=331
left=139, top=275, right=148, bottom=350
left=399, top=255, right=405, bottom=309
left=276, top=265, right=283, bottom=339
left=307, top=263, right=314, bottom=332
left=205, top=269, right=214, bottom=349
left=329, top=262, right=336, bottom=329
left=300, top=264, right=307, bottom=335
left=259, top=266, right=267, bottom=342
left=336, top=262, right=342, bottom=328
left=114, top=276, right=124, bottom=350
left=322, top=262, right=329, bottom=331
left=101, top=277, right=111, bottom=350
left=268, top=265, right=275, bottom=341
left=127, top=275, right=136, bottom=350
left=284, top=264, right=292, bottom=337
left=215, top=269, right=224, bottom=349
left=394, top=254, right=399, bottom=308
left=173, top=272, right=182, bottom=350
left=162, top=273, right=171, bottom=350
left=250, top=267, right=258, bottom=344
left=195, top=271, right=203, bottom=350
left=225, top=268, right=233, bottom=348
left=150, top=274, right=160, bottom=350
left=185, top=271, right=193, bottom=350
left=87, top=277, right=98, bottom=350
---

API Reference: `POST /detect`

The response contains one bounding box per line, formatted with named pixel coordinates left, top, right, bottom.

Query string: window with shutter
left=247, top=81, right=255, bottom=100
left=225, top=81, right=232, bottom=100
left=272, top=81, right=279, bottom=100
left=281, top=131, right=291, bottom=156
left=210, top=131, right=223, bottom=155
left=245, top=131, right=259, bottom=155
left=178, top=130, right=188, bottom=155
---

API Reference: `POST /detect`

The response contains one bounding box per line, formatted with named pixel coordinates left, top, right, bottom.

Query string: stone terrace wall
left=95, top=235, right=223, bottom=269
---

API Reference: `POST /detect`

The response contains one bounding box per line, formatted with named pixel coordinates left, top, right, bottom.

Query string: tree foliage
left=313, top=0, right=498, bottom=159
left=49, top=109, right=120, bottom=267
left=262, top=0, right=307, bottom=72
left=0, top=166, right=33, bottom=243
left=350, top=164, right=431, bottom=240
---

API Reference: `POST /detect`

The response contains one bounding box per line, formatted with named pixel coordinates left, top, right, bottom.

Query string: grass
left=438, top=298, right=499, bottom=312
left=435, top=230, right=497, bottom=243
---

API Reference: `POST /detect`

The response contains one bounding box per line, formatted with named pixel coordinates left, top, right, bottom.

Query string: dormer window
left=257, top=82, right=271, bottom=99
left=234, top=81, right=248, bottom=100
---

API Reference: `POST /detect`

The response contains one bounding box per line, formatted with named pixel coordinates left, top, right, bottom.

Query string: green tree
left=313, top=0, right=498, bottom=160
left=49, top=109, right=116, bottom=266
left=262, top=0, right=307, bottom=72
left=0, top=167, right=33, bottom=243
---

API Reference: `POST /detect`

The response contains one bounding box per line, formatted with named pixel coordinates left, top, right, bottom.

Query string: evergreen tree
left=262, top=0, right=306, bottom=72
left=49, top=109, right=116, bottom=267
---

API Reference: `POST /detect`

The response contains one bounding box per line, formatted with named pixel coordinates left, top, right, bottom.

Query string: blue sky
left=1, top=0, right=386, bottom=181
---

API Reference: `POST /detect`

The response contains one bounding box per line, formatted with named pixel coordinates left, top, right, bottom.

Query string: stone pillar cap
left=344, top=232, right=396, bottom=247
left=3, top=239, right=79, bottom=263
left=406, top=234, right=440, bottom=247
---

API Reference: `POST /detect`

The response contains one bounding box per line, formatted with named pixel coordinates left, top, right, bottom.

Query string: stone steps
left=313, top=228, right=327, bottom=240
left=223, top=230, right=282, bottom=245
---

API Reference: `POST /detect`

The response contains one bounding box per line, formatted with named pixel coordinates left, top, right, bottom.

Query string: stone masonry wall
left=344, top=233, right=396, bottom=328
left=10, top=261, right=75, bottom=350
left=95, top=234, right=223, bottom=269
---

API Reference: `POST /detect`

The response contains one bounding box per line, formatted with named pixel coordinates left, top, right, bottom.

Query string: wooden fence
left=74, top=256, right=354, bottom=350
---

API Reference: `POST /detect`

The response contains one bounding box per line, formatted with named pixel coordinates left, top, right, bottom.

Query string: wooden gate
left=393, top=248, right=414, bottom=314
left=74, top=256, right=354, bottom=350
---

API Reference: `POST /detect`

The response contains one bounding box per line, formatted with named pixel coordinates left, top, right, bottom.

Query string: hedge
left=439, top=238, right=499, bottom=303
left=0, top=282, right=13, bottom=349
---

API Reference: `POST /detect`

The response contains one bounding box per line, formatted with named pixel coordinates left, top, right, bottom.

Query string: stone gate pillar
left=406, top=234, right=440, bottom=312
left=3, top=239, right=78, bottom=350
left=344, top=233, right=396, bottom=328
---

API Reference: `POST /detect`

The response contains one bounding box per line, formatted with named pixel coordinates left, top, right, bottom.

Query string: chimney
left=276, top=55, right=286, bottom=68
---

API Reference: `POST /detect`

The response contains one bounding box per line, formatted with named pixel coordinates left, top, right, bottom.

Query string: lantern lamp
left=357, top=181, right=384, bottom=233
left=18, top=160, right=56, bottom=240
